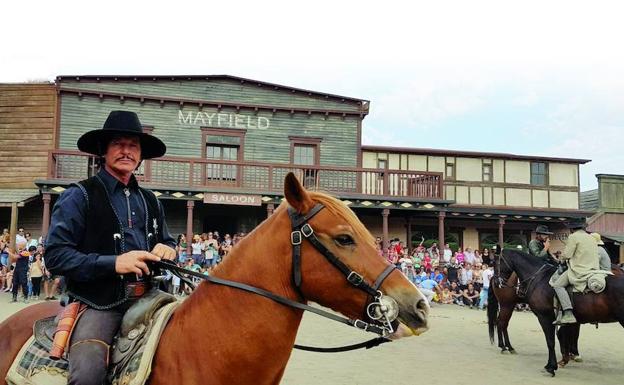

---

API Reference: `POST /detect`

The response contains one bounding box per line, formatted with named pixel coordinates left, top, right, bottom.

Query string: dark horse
left=487, top=272, right=521, bottom=354
left=487, top=265, right=581, bottom=361
left=495, top=248, right=624, bottom=376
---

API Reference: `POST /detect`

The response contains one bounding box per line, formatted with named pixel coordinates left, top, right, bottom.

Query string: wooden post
left=266, top=203, right=275, bottom=218
left=41, top=193, right=52, bottom=241
left=382, top=208, right=390, bottom=257
left=438, top=211, right=446, bottom=249
left=498, top=218, right=505, bottom=249
left=186, top=200, right=195, bottom=256
left=406, top=216, right=412, bottom=253
left=9, top=202, right=18, bottom=252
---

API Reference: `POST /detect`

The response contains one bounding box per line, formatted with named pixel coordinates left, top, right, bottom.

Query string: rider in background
left=591, top=233, right=612, bottom=271
left=549, top=218, right=598, bottom=325
left=528, top=225, right=555, bottom=263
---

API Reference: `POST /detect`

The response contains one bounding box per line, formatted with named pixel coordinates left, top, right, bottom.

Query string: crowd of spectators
left=1, top=227, right=61, bottom=303
left=375, top=236, right=495, bottom=309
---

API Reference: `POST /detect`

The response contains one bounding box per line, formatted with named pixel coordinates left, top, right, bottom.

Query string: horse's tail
left=487, top=278, right=498, bottom=345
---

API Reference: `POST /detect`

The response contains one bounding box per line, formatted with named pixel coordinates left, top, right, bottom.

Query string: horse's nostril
left=415, top=298, right=430, bottom=316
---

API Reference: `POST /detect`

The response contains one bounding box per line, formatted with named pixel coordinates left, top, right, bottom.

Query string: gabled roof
left=580, top=189, right=599, bottom=211
left=362, top=145, right=591, bottom=164
left=55, top=74, right=369, bottom=106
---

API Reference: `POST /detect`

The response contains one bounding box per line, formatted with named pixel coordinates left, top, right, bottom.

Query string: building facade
left=0, top=75, right=590, bottom=255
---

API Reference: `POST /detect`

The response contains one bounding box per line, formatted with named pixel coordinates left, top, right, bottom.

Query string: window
left=293, top=145, right=316, bottom=166
left=377, top=159, right=387, bottom=169
left=445, top=162, right=455, bottom=180
left=531, top=162, right=547, bottom=186
left=206, top=145, right=239, bottom=180
left=202, top=127, right=245, bottom=184
left=290, top=137, right=321, bottom=189
left=483, top=163, right=492, bottom=182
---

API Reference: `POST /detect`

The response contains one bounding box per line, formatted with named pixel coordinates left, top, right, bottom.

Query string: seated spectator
left=462, top=282, right=480, bottom=308
left=418, top=277, right=441, bottom=304
left=449, top=281, right=463, bottom=305
left=458, top=264, right=472, bottom=290
left=440, top=287, right=453, bottom=304
left=472, top=265, right=483, bottom=291
left=429, top=268, right=444, bottom=285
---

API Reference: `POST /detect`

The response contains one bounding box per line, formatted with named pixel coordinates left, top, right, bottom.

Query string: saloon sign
left=204, top=193, right=262, bottom=206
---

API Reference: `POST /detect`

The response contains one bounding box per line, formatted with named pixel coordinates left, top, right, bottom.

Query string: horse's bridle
left=288, top=203, right=399, bottom=336
left=155, top=203, right=402, bottom=352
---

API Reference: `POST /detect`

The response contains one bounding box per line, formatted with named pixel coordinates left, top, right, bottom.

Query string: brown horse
left=0, top=173, right=429, bottom=385
left=487, top=272, right=522, bottom=353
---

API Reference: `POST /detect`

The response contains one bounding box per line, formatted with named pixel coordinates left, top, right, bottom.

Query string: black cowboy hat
left=565, top=217, right=586, bottom=230
left=535, top=225, right=553, bottom=235
left=77, top=111, right=166, bottom=159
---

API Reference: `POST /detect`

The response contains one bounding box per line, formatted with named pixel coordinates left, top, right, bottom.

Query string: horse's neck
left=511, top=252, right=547, bottom=281
left=153, top=212, right=304, bottom=384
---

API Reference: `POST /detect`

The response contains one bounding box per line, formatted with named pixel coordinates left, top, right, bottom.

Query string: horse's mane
left=277, top=191, right=375, bottom=247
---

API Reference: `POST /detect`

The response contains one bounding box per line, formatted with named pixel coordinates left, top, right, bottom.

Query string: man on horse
left=591, top=232, right=612, bottom=271
left=548, top=218, right=598, bottom=325
left=528, top=225, right=555, bottom=263
left=44, top=111, right=177, bottom=385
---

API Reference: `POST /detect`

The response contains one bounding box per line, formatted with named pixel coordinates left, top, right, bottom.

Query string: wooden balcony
left=46, top=150, right=444, bottom=200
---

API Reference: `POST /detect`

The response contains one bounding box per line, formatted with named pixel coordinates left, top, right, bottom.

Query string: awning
left=0, top=189, right=40, bottom=207
left=602, top=233, right=624, bottom=244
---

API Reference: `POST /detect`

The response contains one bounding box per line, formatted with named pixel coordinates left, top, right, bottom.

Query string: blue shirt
left=419, top=279, right=438, bottom=290
left=45, top=168, right=175, bottom=283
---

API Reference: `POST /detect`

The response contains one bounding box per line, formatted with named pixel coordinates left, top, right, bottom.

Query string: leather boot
left=553, top=309, right=576, bottom=325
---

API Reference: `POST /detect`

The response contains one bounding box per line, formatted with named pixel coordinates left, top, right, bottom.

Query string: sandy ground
left=1, top=292, right=622, bottom=385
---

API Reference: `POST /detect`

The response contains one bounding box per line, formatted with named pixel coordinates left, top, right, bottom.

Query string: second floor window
left=293, top=144, right=316, bottom=165
left=531, top=162, right=547, bottom=186
left=206, top=145, right=239, bottom=180
left=445, top=162, right=455, bottom=180
left=483, top=163, right=492, bottom=182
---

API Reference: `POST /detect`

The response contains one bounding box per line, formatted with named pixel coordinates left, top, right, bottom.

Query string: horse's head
left=282, top=173, right=429, bottom=337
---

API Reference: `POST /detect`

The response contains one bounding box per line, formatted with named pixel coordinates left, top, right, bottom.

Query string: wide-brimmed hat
left=77, top=111, right=166, bottom=159
left=590, top=232, right=605, bottom=245
left=565, top=217, right=586, bottom=230
left=535, top=225, right=553, bottom=235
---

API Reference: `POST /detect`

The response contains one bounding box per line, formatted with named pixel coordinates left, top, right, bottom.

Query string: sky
left=2, top=0, right=623, bottom=190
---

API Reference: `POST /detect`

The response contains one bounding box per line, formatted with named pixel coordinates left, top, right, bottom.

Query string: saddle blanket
left=6, top=301, right=179, bottom=385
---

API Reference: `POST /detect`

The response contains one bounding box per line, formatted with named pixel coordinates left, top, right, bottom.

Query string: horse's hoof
left=509, top=349, right=517, bottom=355
left=501, top=350, right=509, bottom=354
left=558, top=360, right=568, bottom=368
left=573, top=355, right=583, bottom=362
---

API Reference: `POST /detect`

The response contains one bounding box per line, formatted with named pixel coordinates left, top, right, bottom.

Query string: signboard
left=179, top=111, right=270, bottom=130
left=204, top=193, right=262, bottom=206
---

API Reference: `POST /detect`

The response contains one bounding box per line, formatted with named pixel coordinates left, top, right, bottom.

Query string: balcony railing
left=46, top=150, right=443, bottom=200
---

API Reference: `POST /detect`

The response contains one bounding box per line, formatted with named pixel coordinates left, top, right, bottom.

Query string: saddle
left=6, top=289, right=179, bottom=385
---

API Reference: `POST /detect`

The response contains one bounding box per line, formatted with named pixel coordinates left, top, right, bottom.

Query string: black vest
left=65, top=175, right=163, bottom=309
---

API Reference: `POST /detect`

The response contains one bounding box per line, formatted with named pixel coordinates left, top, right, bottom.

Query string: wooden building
left=0, top=83, right=57, bottom=247
left=583, top=174, right=624, bottom=263
left=0, top=75, right=591, bottom=255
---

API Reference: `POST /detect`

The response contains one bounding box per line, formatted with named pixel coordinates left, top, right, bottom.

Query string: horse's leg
left=498, top=304, right=515, bottom=353
left=570, top=323, right=581, bottom=361
left=557, top=325, right=572, bottom=368
left=536, top=313, right=558, bottom=376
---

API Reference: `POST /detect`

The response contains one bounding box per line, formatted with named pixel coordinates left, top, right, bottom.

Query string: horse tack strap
left=154, top=260, right=392, bottom=340
left=294, top=336, right=391, bottom=353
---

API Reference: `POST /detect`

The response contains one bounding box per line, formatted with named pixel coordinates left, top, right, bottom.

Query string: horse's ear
left=495, top=244, right=502, bottom=255
left=284, top=172, right=314, bottom=214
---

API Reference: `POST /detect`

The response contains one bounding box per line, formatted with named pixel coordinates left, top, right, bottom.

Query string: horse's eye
left=334, top=234, right=355, bottom=246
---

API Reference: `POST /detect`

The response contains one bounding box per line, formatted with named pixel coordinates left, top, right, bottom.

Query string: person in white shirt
left=442, top=243, right=452, bottom=264
left=464, top=247, right=476, bottom=266
left=479, top=264, right=494, bottom=309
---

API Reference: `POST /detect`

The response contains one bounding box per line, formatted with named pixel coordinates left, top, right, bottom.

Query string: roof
left=580, top=189, right=599, bottom=211
left=0, top=189, right=40, bottom=207
left=361, top=145, right=591, bottom=164
left=55, top=74, right=369, bottom=105
left=602, top=233, right=624, bottom=244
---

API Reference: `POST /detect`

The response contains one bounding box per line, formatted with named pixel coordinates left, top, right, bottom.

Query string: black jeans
left=12, top=271, right=28, bottom=299
left=31, top=276, right=43, bottom=297
left=68, top=307, right=125, bottom=385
